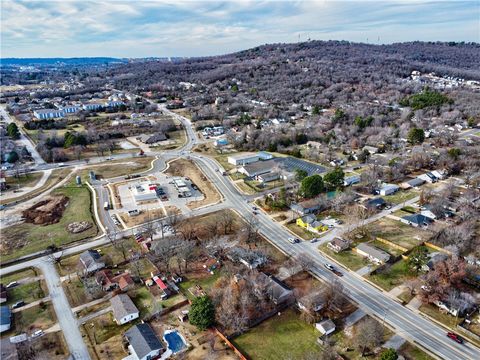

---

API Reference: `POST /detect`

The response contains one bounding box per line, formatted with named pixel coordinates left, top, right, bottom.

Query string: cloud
left=1, top=0, right=478, bottom=58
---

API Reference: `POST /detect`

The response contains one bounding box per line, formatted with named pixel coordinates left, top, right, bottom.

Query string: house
left=355, top=243, right=390, bottom=264
left=124, top=323, right=165, bottom=360
left=363, top=197, right=387, bottom=210
left=316, top=319, right=336, bottom=336
left=327, top=238, right=350, bottom=253
left=344, top=175, right=361, bottom=186
left=420, top=204, right=454, bottom=220
left=401, top=214, right=434, bottom=227
left=363, top=145, right=379, bottom=154
left=379, top=184, right=400, bottom=196
left=0, top=306, right=11, bottom=333
left=105, top=100, right=125, bottom=108
left=257, top=172, right=280, bottom=183
left=404, top=177, right=426, bottom=188
left=422, top=252, right=449, bottom=272
left=79, top=250, right=105, bottom=274
left=110, top=294, right=139, bottom=325
left=0, top=285, right=6, bottom=304
left=296, top=215, right=327, bottom=234
left=298, top=290, right=326, bottom=313
left=418, top=172, right=439, bottom=183
left=256, top=273, right=294, bottom=305
left=95, top=270, right=134, bottom=291
left=258, top=151, right=274, bottom=160
left=431, top=170, right=445, bottom=180
left=238, top=159, right=277, bottom=177
left=227, top=153, right=260, bottom=166
left=290, top=199, right=322, bottom=215
left=226, top=247, right=267, bottom=270
left=33, top=109, right=65, bottom=120
left=82, top=103, right=104, bottom=111
left=144, top=133, right=167, bottom=144
left=61, top=105, right=80, bottom=114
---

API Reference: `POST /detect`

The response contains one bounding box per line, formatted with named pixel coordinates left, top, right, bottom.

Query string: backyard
left=368, top=218, right=431, bottom=250
left=319, top=243, right=369, bottom=271
left=367, top=259, right=414, bottom=291
left=233, top=309, right=322, bottom=360
left=381, top=189, right=419, bottom=205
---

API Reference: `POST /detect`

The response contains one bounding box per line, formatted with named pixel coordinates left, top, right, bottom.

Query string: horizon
left=1, top=0, right=479, bottom=58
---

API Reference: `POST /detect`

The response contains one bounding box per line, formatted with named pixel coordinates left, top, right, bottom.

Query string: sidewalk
left=72, top=294, right=112, bottom=313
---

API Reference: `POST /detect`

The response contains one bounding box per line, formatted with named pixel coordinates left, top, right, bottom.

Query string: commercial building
left=131, top=183, right=158, bottom=203
left=227, top=153, right=260, bottom=166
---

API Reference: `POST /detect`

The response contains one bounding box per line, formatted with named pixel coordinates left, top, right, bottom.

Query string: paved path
left=78, top=306, right=112, bottom=325
left=1, top=169, right=52, bottom=201
left=37, top=260, right=90, bottom=360
left=11, top=296, right=50, bottom=313
left=356, top=265, right=373, bottom=276
left=388, top=285, right=406, bottom=298
left=72, top=295, right=112, bottom=313
left=406, top=296, right=423, bottom=311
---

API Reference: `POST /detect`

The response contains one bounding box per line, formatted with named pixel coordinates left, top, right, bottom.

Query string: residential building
left=79, top=249, right=105, bottom=274
left=105, top=100, right=125, bottom=108
left=290, top=199, right=322, bottom=215
left=82, top=103, right=104, bottom=111
left=379, top=184, right=400, bottom=196
left=136, top=133, right=167, bottom=144
left=420, top=204, right=454, bottom=220
left=401, top=214, right=434, bottom=227
left=110, top=294, right=139, bottom=325
left=33, top=109, right=65, bottom=120
left=316, top=319, right=336, bottom=336
left=0, top=306, right=11, bottom=333
left=344, top=175, right=361, bottom=186
left=363, top=197, right=387, bottom=210
left=95, top=270, right=134, bottom=292
left=404, top=177, right=426, bottom=188
left=256, top=273, right=294, bottom=305
left=418, top=172, right=439, bottom=183
left=124, top=323, right=165, bottom=360
left=327, top=238, right=350, bottom=253
left=296, top=215, right=327, bottom=234
left=422, top=252, right=449, bottom=271
left=228, top=153, right=260, bottom=166
left=61, top=105, right=80, bottom=114
left=214, top=138, right=229, bottom=147
left=355, top=243, right=390, bottom=264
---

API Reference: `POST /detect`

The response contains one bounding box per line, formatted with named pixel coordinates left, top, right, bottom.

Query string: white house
left=316, top=319, right=336, bottom=336
left=379, top=184, right=400, bottom=196
left=33, top=109, right=65, bottom=120
left=110, top=294, right=139, bottom=325
left=227, top=153, right=260, bottom=166
left=124, top=324, right=165, bottom=360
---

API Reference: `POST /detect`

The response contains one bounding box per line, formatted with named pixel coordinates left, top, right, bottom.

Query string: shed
left=316, top=319, right=336, bottom=336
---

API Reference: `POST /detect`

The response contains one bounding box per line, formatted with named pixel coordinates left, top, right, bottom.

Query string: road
left=1, top=102, right=479, bottom=360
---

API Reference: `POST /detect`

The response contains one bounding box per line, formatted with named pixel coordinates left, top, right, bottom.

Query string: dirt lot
left=119, top=207, right=170, bottom=228
left=22, top=195, right=69, bottom=225
left=165, top=159, right=221, bottom=209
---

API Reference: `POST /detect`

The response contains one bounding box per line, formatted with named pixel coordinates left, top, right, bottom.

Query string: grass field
left=1, top=181, right=98, bottom=262
left=13, top=303, right=57, bottom=334
left=367, top=259, right=414, bottom=291
left=368, top=218, right=431, bottom=250
left=24, top=124, right=86, bottom=143
left=85, top=156, right=154, bottom=179
left=1, top=168, right=71, bottom=205
left=382, top=189, right=419, bottom=205
left=319, top=243, right=368, bottom=271
left=5, top=280, right=47, bottom=305
left=63, top=278, right=89, bottom=307
left=286, top=222, right=316, bottom=240
left=128, top=287, right=157, bottom=317
left=178, top=271, right=223, bottom=301
left=398, top=342, right=435, bottom=360
left=0, top=268, right=40, bottom=285
left=233, top=309, right=322, bottom=360
left=151, top=129, right=187, bottom=150
left=4, top=171, right=43, bottom=189
left=419, top=304, right=464, bottom=329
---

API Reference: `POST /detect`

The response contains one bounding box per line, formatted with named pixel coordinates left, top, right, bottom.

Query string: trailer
left=103, top=201, right=109, bottom=210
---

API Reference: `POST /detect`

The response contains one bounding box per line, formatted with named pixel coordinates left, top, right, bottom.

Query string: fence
left=423, top=241, right=453, bottom=255
left=214, top=328, right=248, bottom=360
left=375, top=237, right=408, bottom=253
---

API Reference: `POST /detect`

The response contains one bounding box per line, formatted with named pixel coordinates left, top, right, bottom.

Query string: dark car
left=447, top=332, right=463, bottom=344
left=12, top=301, right=25, bottom=309
left=324, top=263, right=335, bottom=271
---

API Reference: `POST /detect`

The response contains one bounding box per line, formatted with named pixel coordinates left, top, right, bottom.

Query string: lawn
left=31, top=331, right=69, bottom=360
left=1, top=182, right=98, bottom=263
left=24, top=124, right=86, bottom=143
left=398, top=342, right=435, bottom=360
left=382, top=189, right=419, bottom=205
left=5, top=280, right=47, bottom=306
left=12, top=303, right=57, bottom=334
left=244, top=179, right=284, bottom=193
left=368, top=218, right=431, bottom=250
left=367, top=259, right=414, bottom=291
left=419, top=304, right=464, bottom=329
left=178, top=270, right=223, bottom=301
left=233, top=309, right=322, bottom=360
left=63, top=278, right=89, bottom=308
left=0, top=268, right=39, bottom=285
left=214, top=153, right=237, bottom=171
left=4, top=171, right=43, bottom=189
left=128, top=286, right=158, bottom=317
left=235, top=181, right=256, bottom=195
left=319, top=244, right=368, bottom=271
left=84, top=156, right=155, bottom=179
left=286, top=222, right=316, bottom=240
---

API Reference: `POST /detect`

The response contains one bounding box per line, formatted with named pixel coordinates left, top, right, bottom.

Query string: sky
left=1, top=0, right=479, bottom=58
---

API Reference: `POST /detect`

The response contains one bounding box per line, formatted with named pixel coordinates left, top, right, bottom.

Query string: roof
left=402, top=214, right=434, bottom=225
left=329, top=238, right=350, bottom=249
left=110, top=294, right=139, bottom=321
left=125, top=323, right=163, bottom=358
left=381, top=184, right=399, bottom=190
left=241, top=159, right=277, bottom=175
left=316, top=319, right=336, bottom=333
left=257, top=273, right=293, bottom=303
left=145, top=133, right=167, bottom=144
left=0, top=306, right=11, bottom=327
left=407, top=178, right=426, bottom=186
left=229, top=153, right=259, bottom=161
left=364, top=197, right=386, bottom=207
left=356, top=243, right=390, bottom=262
left=295, top=198, right=322, bottom=210
left=79, top=250, right=103, bottom=269
left=301, top=214, right=316, bottom=224
left=34, top=109, right=64, bottom=114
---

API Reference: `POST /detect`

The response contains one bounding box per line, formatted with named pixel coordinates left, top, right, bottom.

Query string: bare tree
left=219, top=211, right=235, bottom=234
left=354, top=317, right=385, bottom=356
left=106, top=228, right=129, bottom=262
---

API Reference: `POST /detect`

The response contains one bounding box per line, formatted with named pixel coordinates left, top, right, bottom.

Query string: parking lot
left=274, top=156, right=326, bottom=176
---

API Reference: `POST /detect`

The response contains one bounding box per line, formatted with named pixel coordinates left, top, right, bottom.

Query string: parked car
left=12, top=301, right=25, bottom=309
left=31, top=330, right=44, bottom=338
left=447, top=332, right=463, bottom=344
left=6, top=281, right=18, bottom=288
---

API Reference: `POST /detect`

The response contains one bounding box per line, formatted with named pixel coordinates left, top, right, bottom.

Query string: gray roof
left=402, top=214, right=434, bottom=225
left=241, top=159, right=277, bottom=176
left=125, top=323, right=163, bottom=358
left=356, top=243, right=390, bottom=262
left=145, top=133, right=167, bottom=144
left=111, top=294, right=139, bottom=322
left=79, top=250, right=103, bottom=269
left=34, top=109, right=64, bottom=114
left=0, top=306, right=11, bottom=327
left=317, top=319, right=336, bottom=332
left=407, top=178, right=426, bottom=187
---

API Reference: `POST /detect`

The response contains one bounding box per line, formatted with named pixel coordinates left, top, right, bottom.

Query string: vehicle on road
left=310, top=238, right=320, bottom=243
left=6, top=281, right=18, bottom=288
left=57, top=163, right=66, bottom=167
left=253, top=211, right=258, bottom=215
left=447, top=332, right=463, bottom=344
left=106, top=157, right=114, bottom=160
left=288, top=237, right=300, bottom=244
left=104, top=201, right=110, bottom=210
left=324, top=263, right=335, bottom=271
left=12, top=301, right=25, bottom=309
left=252, top=206, right=258, bottom=211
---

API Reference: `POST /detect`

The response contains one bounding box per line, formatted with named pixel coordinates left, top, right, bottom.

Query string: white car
left=288, top=237, right=300, bottom=244
left=31, top=330, right=44, bottom=338
left=324, top=263, right=335, bottom=271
